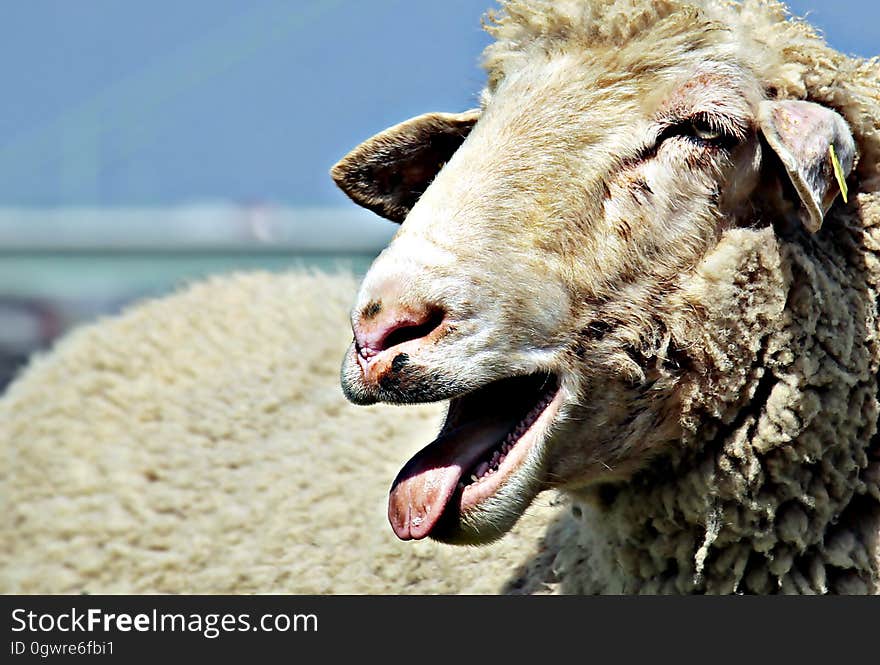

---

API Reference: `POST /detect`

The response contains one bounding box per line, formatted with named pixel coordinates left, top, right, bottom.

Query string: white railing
left=0, top=206, right=395, bottom=252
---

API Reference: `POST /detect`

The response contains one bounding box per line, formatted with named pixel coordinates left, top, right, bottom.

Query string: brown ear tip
left=329, top=159, right=349, bottom=185
left=330, top=157, right=368, bottom=199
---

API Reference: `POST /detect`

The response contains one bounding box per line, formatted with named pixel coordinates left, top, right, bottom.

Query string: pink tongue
left=388, top=417, right=513, bottom=540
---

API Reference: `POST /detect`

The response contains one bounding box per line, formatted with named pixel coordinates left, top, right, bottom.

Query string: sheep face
left=333, top=34, right=854, bottom=545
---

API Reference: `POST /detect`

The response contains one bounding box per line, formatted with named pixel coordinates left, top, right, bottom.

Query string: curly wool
left=480, top=0, right=880, bottom=594
left=0, top=271, right=558, bottom=594
left=518, top=196, right=880, bottom=594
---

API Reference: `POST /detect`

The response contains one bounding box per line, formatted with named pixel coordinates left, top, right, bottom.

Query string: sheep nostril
left=380, top=309, right=445, bottom=351
left=356, top=307, right=446, bottom=360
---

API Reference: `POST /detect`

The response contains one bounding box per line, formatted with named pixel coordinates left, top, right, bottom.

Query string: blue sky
left=0, top=1, right=875, bottom=207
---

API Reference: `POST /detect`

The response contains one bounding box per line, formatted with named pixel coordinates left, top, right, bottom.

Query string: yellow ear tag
left=829, top=144, right=849, bottom=203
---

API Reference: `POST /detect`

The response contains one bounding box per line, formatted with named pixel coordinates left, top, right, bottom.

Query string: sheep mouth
left=388, top=372, right=561, bottom=541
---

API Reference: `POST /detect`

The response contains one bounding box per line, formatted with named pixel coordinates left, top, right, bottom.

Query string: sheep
left=0, top=271, right=559, bottom=593
left=2, top=0, right=879, bottom=595
left=331, top=0, right=880, bottom=593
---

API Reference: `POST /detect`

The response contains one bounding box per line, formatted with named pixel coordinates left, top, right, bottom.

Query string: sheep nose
left=352, top=301, right=445, bottom=366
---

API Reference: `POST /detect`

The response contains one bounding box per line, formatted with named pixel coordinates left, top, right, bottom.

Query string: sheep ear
left=758, top=100, right=856, bottom=233
left=330, top=110, right=480, bottom=223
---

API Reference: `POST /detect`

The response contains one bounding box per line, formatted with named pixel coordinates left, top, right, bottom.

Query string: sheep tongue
left=388, top=417, right=512, bottom=540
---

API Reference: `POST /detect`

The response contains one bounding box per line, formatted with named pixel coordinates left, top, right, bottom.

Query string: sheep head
left=333, top=1, right=858, bottom=545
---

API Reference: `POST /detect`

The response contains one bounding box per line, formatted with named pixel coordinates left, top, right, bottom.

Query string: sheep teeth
left=464, top=378, right=558, bottom=488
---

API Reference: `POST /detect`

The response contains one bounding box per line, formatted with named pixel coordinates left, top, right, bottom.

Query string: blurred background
left=0, top=0, right=876, bottom=390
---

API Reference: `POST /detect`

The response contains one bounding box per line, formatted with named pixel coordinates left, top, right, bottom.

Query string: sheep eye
left=687, top=118, right=724, bottom=142
left=653, top=115, right=735, bottom=153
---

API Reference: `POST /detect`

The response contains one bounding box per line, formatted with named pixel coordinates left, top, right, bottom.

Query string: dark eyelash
left=655, top=113, right=740, bottom=149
